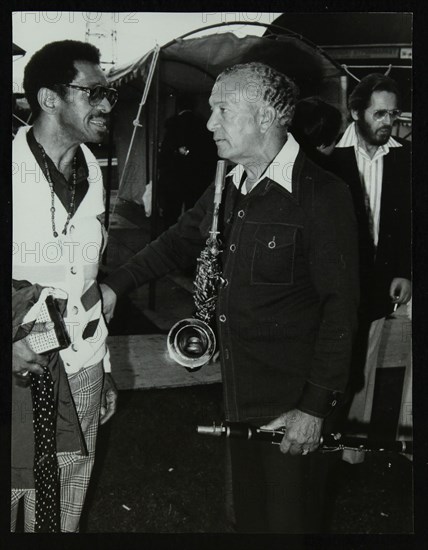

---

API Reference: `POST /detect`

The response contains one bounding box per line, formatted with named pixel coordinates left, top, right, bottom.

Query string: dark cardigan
left=105, top=149, right=359, bottom=422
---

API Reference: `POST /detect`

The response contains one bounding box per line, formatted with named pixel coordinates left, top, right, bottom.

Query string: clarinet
left=197, top=422, right=413, bottom=454
left=167, top=161, right=227, bottom=369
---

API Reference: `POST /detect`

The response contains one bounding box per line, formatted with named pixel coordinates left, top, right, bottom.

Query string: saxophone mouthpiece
left=215, top=160, right=227, bottom=188
left=213, top=161, right=227, bottom=210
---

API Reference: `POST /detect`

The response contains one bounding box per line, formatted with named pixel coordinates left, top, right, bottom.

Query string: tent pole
left=148, top=60, right=160, bottom=310
left=108, top=45, right=160, bottom=231
left=339, top=75, right=348, bottom=133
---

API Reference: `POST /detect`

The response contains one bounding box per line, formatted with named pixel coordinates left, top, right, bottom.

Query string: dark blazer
left=105, top=149, right=359, bottom=422
left=328, top=141, right=411, bottom=321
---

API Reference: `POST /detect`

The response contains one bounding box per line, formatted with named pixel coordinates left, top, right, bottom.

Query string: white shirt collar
left=336, top=121, right=402, bottom=156
left=227, top=132, right=300, bottom=195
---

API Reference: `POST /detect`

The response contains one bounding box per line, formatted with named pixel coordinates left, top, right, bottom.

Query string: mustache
left=90, top=112, right=110, bottom=121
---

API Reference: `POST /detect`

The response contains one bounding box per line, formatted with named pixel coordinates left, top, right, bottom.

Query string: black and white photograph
left=6, top=6, right=418, bottom=538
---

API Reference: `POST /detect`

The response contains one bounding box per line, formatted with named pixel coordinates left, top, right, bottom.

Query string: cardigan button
left=229, top=244, right=236, bottom=252
left=72, top=306, right=79, bottom=315
left=237, top=210, right=245, bottom=218
left=71, top=344, right=79, bottom=352
left=219, top=314, right=227, bottom=323
left=70, top=266, right=77, bottom=275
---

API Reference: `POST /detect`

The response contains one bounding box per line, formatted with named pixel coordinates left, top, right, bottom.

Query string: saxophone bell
left=166, top=160, right=227, bottom=369
left=167, top=318, right=217, bottom=369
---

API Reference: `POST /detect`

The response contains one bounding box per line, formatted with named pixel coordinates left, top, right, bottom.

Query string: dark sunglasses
left=60, top=83, right=118, bottom=108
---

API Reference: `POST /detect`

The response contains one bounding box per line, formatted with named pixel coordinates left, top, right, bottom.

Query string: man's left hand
left=100, top=373, right=118, bottom=425
left=261, top=410, right=323, bottom=456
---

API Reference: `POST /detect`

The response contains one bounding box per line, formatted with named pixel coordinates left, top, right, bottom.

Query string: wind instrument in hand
left=167, top=160, right=227, bottom=369
left=197, top=422, right=413, bottom=454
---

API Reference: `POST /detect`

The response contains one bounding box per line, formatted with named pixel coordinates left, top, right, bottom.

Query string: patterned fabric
left=336, top=122, right=401, bottom=246
left=12, top=281, right=45, bottom=342
left=11, top=489, right=36, bottom=532
left=30, top=367, right=60, bottom=532
left=11, top=362, right=103, bottom=532
left=56, top=361, right=104, bottom=532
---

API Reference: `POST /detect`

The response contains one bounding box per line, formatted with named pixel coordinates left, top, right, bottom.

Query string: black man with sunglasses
left=12, top=40, right=118, bottom=532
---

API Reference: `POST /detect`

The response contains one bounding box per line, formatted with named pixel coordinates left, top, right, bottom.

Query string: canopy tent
left=106, top=23, right=345, bottom=217
left=109, top=28, right=341, bottom=94
left=267, top=13, right=412, bottom=112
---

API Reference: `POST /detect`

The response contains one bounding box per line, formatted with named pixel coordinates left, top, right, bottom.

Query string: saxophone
left=167, top=160, right=227, bottom=369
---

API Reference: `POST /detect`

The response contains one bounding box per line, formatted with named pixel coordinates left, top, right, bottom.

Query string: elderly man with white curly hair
left=101, top=62, right=359, bottom=533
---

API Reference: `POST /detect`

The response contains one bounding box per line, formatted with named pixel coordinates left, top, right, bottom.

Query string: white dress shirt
left=336, top=122, right=402, bottom=246
left=227, top=132, right=300, bottom=195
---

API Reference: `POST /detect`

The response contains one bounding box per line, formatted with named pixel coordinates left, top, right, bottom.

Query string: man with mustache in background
left=329, top=73, right=412, bottom=463
left=12, top=40, right=118, bottom=532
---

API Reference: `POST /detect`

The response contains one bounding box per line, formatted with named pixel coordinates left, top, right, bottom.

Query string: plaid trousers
left=11, top=361, right=104, bottom=532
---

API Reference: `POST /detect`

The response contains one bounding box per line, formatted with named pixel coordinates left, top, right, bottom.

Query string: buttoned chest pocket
left=251, top=224, right=298, bottom=285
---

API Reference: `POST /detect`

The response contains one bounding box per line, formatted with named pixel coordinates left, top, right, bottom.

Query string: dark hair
left=23, top=40, right=101, bottom=119
left=348, top=73, right=400, bottom=116
left=291, top=97, right=342, bottom=150
left=217, top=62, right=299, bottom=131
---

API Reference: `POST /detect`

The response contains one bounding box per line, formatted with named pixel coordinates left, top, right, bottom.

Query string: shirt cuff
left=297, top=381, right=341, bottom=418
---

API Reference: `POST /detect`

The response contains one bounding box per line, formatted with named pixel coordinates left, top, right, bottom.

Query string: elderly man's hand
left=100, top=283, right=118, bottom=323
left=261, top=409, right=323, bottom=455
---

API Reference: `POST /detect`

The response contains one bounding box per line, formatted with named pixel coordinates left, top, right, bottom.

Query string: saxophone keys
left=219, top=276, right=228, bottom=288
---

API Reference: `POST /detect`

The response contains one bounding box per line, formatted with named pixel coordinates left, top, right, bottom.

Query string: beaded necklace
left=37, top=142, right=77, bottom=237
